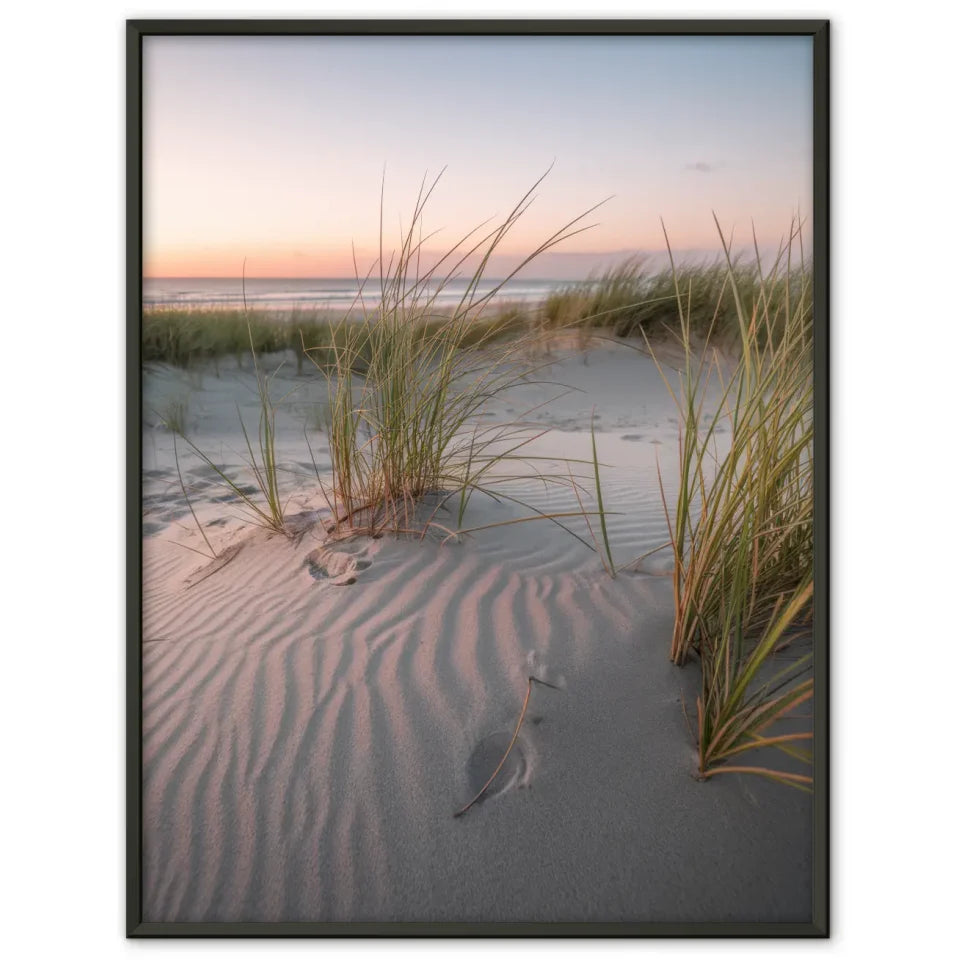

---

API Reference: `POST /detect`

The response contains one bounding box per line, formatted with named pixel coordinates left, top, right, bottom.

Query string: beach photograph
left=134, top=25, right=824, bottom=930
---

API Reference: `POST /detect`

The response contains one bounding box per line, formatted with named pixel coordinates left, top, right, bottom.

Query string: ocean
left=142, top=277, right=569, bottom=312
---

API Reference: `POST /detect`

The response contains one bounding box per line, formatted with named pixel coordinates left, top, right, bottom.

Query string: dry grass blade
left=442, top=509, right=615, bottom=545
left=453, top=676, right=560, bottom=819
left=171, top=432, right=217, bottom=560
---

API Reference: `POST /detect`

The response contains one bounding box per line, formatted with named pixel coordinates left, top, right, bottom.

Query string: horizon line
left=142, top=274, right=584, bottom=281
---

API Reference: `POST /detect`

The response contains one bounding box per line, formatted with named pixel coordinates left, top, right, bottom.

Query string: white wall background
left=2, top=1, right=956, bottom=956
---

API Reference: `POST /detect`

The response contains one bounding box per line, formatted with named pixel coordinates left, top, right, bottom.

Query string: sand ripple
left=142, top=474, right=811, bottom=923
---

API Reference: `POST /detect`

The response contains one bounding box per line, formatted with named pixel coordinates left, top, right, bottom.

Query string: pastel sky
left=143, top=34, right=812, bottom=279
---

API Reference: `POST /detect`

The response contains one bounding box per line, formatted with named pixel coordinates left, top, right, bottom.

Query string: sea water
left=142, top=276, right=569, bottom=312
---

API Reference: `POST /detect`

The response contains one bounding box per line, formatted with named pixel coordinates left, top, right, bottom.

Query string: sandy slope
left=140, top=341, right=812, bottom=923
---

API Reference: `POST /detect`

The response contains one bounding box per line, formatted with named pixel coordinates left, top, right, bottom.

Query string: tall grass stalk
left=173, top=299, right=291, bottom=534
left=654, top=217, right=814, bottom=784
left=234, top=278, right=286, bottom=532
left=590, top=416, right=616, bottom=577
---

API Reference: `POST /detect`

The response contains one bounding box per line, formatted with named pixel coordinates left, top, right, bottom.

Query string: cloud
left=686, top=161, right=719, bottom=174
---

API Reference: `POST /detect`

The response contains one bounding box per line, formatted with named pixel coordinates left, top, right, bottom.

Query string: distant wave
left=143, top=277, right=569, bottom=311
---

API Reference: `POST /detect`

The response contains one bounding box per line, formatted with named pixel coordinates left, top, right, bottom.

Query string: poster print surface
left=129, top=19, right=828, bottom=936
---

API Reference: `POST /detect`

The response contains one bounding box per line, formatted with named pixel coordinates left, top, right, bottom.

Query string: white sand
left=141, top=340, right=812, bottom=923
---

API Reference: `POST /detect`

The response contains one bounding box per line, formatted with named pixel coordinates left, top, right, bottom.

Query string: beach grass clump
left=143, top=307, right=278, bottom=367
left=542, top=256, right=653, bottom=333
left=142, top=303, right=527, bottom=375
left=542, top=255, right=805, bottom=346
left=653, top=218, right=814, bottom=786
left=142, top=306, right=340, bottom=372
left=306, top=170, right=604, bottom=538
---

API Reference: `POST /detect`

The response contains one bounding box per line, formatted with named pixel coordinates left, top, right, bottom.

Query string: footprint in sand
left=465, top=731, right=529, bottom=804
left=620, top=433, right=646, bottom=442
left=622, top=556, right=675, bottom=578
left=305, top=545, right=373, bottom=586
left=284, top=509, right=327, bottom=536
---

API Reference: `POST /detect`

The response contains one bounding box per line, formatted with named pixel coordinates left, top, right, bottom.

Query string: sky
left=143, top=34, right=813, bottom=279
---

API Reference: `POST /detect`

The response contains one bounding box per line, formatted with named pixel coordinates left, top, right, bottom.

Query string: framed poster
left=128, top=18, right=829, bottom=936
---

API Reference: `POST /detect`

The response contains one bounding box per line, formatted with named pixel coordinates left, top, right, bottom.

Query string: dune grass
left=304, top=169, right=607, bottom=539
left=142, top=305, right=348, bottom=374
left=541, top=254, right=806, bottom=346
left=648, top=218, right=814, bottom=786
left=143, top=259, right=807, bottom=376
left=142, top=302, right=531, bottom=373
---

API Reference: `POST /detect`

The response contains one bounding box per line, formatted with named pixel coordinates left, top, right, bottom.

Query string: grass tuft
left=157, top=395, right=189, bottom=434
left=306, top=169, right=609, bottom=540
left=652, top=217, right=814, bottom=785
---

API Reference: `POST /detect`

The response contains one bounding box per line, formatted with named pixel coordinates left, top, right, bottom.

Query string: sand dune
left=140, top=343, right=811, bottom=923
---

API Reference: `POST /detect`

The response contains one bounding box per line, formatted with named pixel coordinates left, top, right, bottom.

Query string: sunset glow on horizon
left=143, top=35, right=813, bottom=280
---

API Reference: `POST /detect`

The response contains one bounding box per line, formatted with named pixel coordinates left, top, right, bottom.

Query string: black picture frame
left=127, top=17, right=829, bottom=938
